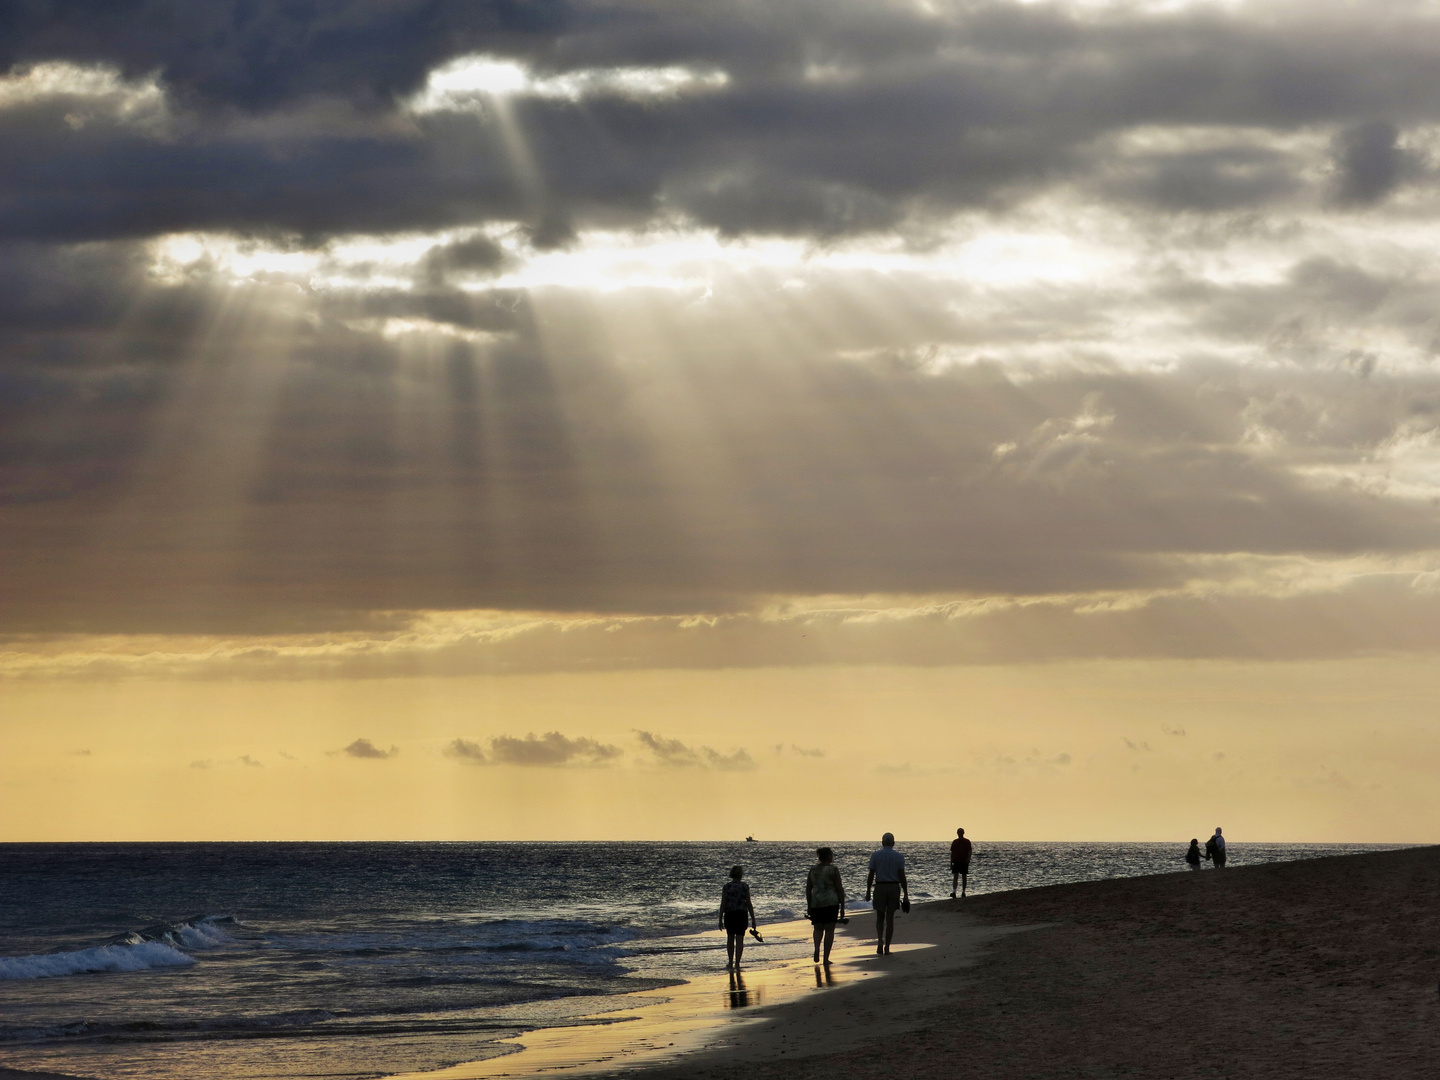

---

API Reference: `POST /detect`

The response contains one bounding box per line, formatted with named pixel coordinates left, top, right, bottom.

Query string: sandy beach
left=5, top=846, right=1436, bottom=1080
left=652, top=845, right=1440, bottom=1079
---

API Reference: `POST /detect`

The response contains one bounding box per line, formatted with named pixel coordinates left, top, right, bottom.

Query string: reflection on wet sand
left=726, top=971, right=760, bottom=1009
left=387, top=920, right=891, bottom=1080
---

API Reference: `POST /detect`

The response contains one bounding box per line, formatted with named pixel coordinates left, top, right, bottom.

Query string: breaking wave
left=0, top=941, right=194, bottom=981
left=0, top=915, right=236, bottom=981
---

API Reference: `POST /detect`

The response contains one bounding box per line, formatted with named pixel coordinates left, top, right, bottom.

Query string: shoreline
left=6, top=847, right=1436, bottom=1080
left=384, top=914, right=1012, bottom=1080
left=382, top=905, right=1037, bottom=1080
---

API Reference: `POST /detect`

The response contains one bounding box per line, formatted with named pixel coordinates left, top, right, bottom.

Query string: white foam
left=174, top=920, right=230, bottom=949
left=0, top=941, right=196, bottom=981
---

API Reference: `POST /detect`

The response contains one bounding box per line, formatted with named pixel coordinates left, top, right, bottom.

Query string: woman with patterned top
left=805, top=847, right=846, bottom=965
left=718, top=865, right=757, bottom=970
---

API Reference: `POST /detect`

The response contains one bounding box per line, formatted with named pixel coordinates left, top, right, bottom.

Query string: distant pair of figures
left=1185, top=827, right=1227, bottom=869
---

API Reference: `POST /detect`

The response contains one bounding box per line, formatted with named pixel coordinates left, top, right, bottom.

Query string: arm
left=899, top=866, right=909, bottom=899
left=805, top=869, right=814, bottom=909
left=865, top=867, right=876, bottom=899
left=746, top=886, right=756, bottom=928
left=834, top=868, right=845, bottom=904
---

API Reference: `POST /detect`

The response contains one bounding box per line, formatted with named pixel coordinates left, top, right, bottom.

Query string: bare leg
left=951, top=871, right=959, bottom=897
left=874, top=908, right=885, bottom=953
left=812, top=925, right=822, bottom=962
left=822, top=924, right=835, bottom=964
left=882, top=908, right=895, bottom=953
left=960, top=870, right=968, bottom=897
left=725, top=933, right=736, bottom=969
left=734, top=932, right=745, bottom=966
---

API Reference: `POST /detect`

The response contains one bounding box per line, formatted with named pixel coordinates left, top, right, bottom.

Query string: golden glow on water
left=386, top=924, right=902, bottom=1080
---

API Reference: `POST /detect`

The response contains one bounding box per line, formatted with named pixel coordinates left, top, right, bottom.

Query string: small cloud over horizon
left=445, top=732, right=621, bottom=766
left=341, top=738, right=398, bottom=760
left=636, top=731, right=756, bottom=771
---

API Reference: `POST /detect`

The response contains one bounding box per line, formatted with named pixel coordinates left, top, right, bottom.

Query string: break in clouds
left=5, top=0, right=1440, bottom=670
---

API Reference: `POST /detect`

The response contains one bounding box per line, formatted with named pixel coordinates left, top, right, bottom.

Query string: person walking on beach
left=865, top=833, right=909, bottom=956
left=1205, top=827, right=1227, bottom=868
left=1185, top=838, right=1203, bottom=869
left=950, top=827, right=973, bottom=898
left=806, top=847, right=845, bottom=965
left=718, top=865, right=757, bottom=970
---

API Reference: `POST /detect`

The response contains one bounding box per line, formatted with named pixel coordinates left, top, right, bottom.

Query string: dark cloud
left=0, top=1, right=571, bottom=114
left=6, top=3, right=1440, bottom=241
left=342, top=737, right=397, bottom=759
left=490, top=732, right=621, bottom=765
left=636, top=730, right=755, bottom=770
left=1095, top=145, right=1302, bottom=212
left=1332, top=120, right=1409, bottom=205
left=444, top=737, right=488, bottom=763
left=444, top=732, right=621, bottom=764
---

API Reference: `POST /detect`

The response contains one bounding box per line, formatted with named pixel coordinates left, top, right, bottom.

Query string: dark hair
left=816, top=846, right=833, bottom=862
left=729, top=865, right=743, bottom=880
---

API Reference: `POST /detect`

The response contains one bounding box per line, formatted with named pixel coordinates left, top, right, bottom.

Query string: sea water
left=0, top=841, right=1403, bottom=1080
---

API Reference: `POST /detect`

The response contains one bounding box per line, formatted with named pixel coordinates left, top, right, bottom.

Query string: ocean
left=0, top=841, right=1403, bottom=1080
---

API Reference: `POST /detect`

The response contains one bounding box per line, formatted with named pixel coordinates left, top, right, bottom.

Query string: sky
left=4, top=0, right=1440, bottom=841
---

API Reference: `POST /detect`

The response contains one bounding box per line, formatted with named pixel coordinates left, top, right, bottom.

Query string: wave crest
left=0, top=941, right=195, bottom=981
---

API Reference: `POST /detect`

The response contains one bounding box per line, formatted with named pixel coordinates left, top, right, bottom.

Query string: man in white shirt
left=864, top=832, right=910, bottom=956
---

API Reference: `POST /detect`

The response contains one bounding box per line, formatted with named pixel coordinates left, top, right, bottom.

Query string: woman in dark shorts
left=718, top=865, right=757, bottom=970
left=805, top=847, right=845, bottom=965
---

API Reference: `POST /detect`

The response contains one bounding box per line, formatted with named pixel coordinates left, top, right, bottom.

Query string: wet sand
left=386, top=914, right=1022, bottom=1080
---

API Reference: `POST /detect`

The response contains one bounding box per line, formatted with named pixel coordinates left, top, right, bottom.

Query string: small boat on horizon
left=745, top=835, right=757, bottom=842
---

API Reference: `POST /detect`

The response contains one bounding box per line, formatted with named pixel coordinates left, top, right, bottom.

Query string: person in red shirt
left=950, top=828, right=973, bottom=898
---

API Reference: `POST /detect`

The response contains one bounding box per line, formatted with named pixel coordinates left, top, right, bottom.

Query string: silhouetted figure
left=865, top=832, right=909, bottom=956
left=1185, top=838, right=1203, bottom=869
left=950, top=828, right=973, bottom=897
left=718, top=865, right=757, bottom=969
left=1204, top=827, right=1227, bottom=868
left=806, top=846, right=845, bottom=965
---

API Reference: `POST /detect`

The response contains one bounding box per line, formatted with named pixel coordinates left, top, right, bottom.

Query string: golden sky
left=4, top=0, right=1440, bottom=840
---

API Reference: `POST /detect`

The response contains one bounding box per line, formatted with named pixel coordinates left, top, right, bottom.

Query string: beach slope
left=654, top=845, right=1440, bottom=1079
